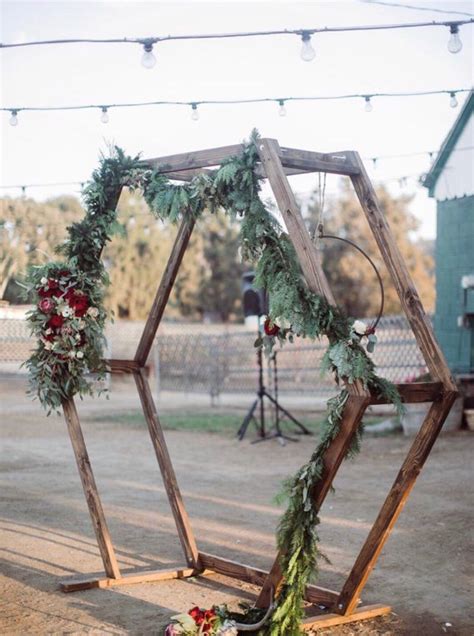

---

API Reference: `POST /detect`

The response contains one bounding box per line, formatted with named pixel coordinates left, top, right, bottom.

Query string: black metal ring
left=319, top=233, right=385, bottom=332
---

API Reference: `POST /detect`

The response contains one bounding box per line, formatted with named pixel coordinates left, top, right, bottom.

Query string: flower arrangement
left=165, top=606, right=237, bottom=635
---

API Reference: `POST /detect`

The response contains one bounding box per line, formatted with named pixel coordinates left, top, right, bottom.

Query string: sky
left=1, top=0, right=473, bottom=239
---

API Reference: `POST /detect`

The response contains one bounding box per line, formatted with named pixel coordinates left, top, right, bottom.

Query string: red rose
left=47, top=279, right=59, bottom=290
left=43, top=332, right=55, bottom=342
left=38, top=298, right=55, bottom=314
left=264, top=317, right=280, bottom=336
left=48, top=314, right=65, bottom=329
left=66, top=290, right=89, bottom=317
left=38, top=287, right=55, bottom=298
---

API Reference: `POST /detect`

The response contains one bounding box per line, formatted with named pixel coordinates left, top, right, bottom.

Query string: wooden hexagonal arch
left=59, top=139, right=457, bottom=631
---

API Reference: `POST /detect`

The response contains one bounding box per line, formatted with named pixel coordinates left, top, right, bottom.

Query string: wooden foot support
left=302, top=604, right=392, bottom=631
left=60, top=566, right=213, bottom=593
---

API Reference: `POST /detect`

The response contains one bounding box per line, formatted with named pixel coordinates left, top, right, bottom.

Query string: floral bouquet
left=24, top=262, right=107, bottom=412
left=164, top=606, right=238, bottom=635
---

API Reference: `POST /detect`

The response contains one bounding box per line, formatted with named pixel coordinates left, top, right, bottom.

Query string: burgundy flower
left=66, top=290, right=90, bottom=317
left=38, top=297, right=55, bottom=314
left=264, top=317, right=280, bottom=337
left=48, top=314, right=65, bottom=330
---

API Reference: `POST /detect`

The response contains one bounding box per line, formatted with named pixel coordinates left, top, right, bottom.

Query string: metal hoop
left=320, top=233, right=385, bottom=332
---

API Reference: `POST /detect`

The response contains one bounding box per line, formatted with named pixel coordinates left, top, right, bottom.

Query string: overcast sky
left=1, top=0, right=473, bottom=239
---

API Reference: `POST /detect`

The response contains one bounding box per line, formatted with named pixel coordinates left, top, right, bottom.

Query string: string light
left=300, top=32, right=316, bottom=61
left=364, top=96, right=373, bottom=112
left=449, top=92, right=459, bottom=108
left=3, top=88, right=470, bottom=125
left=100, top=106, right=109, bottom=123
left=447, top=24, right=463, bottom=53
left=191, top=103, right=199, bottom=121
left=141, top=40, right=157, bottom=68
left=278, top=99, right=287, bottom=117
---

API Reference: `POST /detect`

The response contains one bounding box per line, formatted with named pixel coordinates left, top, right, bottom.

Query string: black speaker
left=242, top=271, right=268, bottom=317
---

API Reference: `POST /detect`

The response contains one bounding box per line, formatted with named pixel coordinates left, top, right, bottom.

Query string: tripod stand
left=237, top=341, right=312, bottom=444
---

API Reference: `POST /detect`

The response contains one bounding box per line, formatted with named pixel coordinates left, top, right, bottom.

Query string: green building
left=424, top=91, right=474, bottom=375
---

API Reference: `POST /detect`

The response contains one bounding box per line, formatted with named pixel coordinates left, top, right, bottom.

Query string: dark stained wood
left=62, top=398, right=121, bottom=579
left=198, top=552, right=339, bottom=607
left=337, top=389, right=458, bottom=614
left=135, top=216, right=195, bottom=365
left=60, top=566, right=211, bottom=592
left=103, top=359, right=141, bottom=374
left=134, top=369, right=200, bottom=568
left=370, top=382, right=443, bottom=405
left=349, top=152, right=457, bottom=392
left=279, top=146, right=360, bottom=176
left=302, top=604, right=391, bottom=631
left=255, top=393, right=371, bottom=608
left=257, top=138, right=335, bottom=304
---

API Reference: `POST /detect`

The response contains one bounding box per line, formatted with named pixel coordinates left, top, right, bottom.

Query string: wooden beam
left=103, top=359, right=141, bottom=374
left=134, top=369, right=200, bottom=568
left=62, top=398, right=121, bottom=580
left=141, top=144, right=245, bottom=172
left=198, top=552, right=339, bottom=607
left=255, top=393, right=371, bottom=608
left=370, top=382, right=443, bottom=405
left=257, top=138, right=335, bottom=304
left=337, top=389, right=458, bottom=615
left=302, top=604, right=391, bottom=631
left=349, top=152, right=457, bottom=392
left=60, top=566, right=212, bottom=593
left=279, top=146, right=360, bottom=176
left=135, top=215, right=195, bottom=366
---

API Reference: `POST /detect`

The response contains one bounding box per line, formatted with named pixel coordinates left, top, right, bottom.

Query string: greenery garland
left=25, top=132, right=402, bottom=634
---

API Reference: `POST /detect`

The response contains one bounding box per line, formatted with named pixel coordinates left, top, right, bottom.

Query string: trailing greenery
left=25, top=132, right=402, bottom=633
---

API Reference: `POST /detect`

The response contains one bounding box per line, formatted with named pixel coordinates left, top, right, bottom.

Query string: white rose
left=352, top=320, right=367, bottom=336
left=43, top=340, right=53, bottom=350
left=40, top=277, right=48, bottom=285
left=68, top=350, right=76, bottom=359
left=45, top=328, right=53, bottom=335
left=76, top=350, right=84, bottom=359
left=62, top=307, right=73, bottom=317
left=87, top=306, right=99, bottom=318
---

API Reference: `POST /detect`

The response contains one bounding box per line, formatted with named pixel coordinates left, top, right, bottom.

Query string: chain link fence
left=0, top=314, right=428, bottom=401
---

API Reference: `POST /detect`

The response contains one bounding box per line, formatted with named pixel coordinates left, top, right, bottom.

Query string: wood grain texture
left=134, top=369, right=200, bottom=568
left=103, top=359, right=141, bottom=374
left=140, top=144, right=245, bottom=171
left=349, top=152, right=456, bottom=391
left=279, top=146, right=360, bottom=176
left=135, top=216, right=195, bottom=365
left=198, top=552, right=339, bottom=607
left=257, top=138, right=335, bottom=304
left=370, top=382, right=443, bottom=404
left=60, top=566, right=211, bottom=592
left=255, top=394, right=371, bottom=608
left=61, top=398, right=120, bottom=579
left=337, top=389, right=458, bottom=614
left=302, top=604, right=391, bottom=631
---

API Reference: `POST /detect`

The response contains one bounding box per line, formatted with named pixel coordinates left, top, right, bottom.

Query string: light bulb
left=191, top=103, right=199, bottom=121
left=100, top=107, right=109, bottom=124
left=449, top=92, right=458, bottom=108
left=278, top=100, right=286, bottom=117
left=364, top=96, right=373, bottom=112
left=9, top=110, right=18, bottom=126
left=300, top=33, right=315, bottom=62
left=447, top=25, right=462, bottom=54
left=141, top=42, right=156, bottom=68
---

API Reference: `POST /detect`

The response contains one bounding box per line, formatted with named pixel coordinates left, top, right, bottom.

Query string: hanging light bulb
left=100, top=107, right=109, bottom=123
left=364, top=96, right=373, bottom=112
left=449, top=92, right=458, bottom=108
left=141, top=41, right=157, bottom=68
left=278, top=99, right=287, bottom=117
left=447, top=24, right=462, bottom=54
left=300, top=32, right=316, bottom=62
left=191, top=103, right=199, bottom=121
left=9, top=110, right=18, bottom=126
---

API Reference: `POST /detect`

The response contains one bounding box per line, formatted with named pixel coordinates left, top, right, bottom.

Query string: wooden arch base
left=59, top=139, right=457, bottom=632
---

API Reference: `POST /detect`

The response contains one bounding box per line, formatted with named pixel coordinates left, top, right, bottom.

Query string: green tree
left=305, top=182, right=435, bottom=317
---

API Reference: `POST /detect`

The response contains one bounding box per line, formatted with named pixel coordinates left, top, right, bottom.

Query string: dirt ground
left=1, top=379, right=473, bottom=635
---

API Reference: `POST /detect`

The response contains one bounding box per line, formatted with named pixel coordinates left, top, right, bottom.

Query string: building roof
left=423, top=91, right=474, bottom=198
